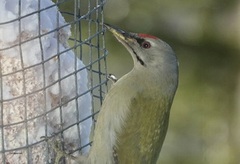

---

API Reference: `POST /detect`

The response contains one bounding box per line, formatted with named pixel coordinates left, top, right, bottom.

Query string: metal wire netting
left=0, top=0, right=107, bottom=163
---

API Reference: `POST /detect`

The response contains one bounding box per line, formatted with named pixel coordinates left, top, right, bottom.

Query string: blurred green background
left=104, top=0, right=240, bottom=164
left=57, top=0, right=240, bottom=163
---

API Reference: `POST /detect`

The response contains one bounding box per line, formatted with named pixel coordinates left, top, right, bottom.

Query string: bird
left=78, top=24, right=179, bottom=164
left=0, top=0, right=92, bottom=163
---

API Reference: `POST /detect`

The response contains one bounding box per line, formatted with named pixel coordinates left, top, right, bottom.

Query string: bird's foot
left=41, top=136, right=77, bottom=164
left=107, top=73, right=118, bottom=83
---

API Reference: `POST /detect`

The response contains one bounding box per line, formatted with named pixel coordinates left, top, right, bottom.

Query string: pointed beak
left=104, top=23, right=136, bottom=43
left=104, top=23, right=146, bottom=66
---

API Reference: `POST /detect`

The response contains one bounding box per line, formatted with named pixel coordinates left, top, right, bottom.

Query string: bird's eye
left=141, top=41, right=151, bottom=49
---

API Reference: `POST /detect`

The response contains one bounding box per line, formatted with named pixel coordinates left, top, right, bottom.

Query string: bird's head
left=104, top=23, right=178, bottom=85
left=105, top=24, right=178, bottom=92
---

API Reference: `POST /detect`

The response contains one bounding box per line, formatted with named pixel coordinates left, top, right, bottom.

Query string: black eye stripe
left=136, top=38, right=145, bottom=45
left=136, top=38, right=151, bottom=49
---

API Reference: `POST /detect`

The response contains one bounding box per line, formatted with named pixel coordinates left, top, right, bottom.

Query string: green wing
left=115, top=93, right=172, bottom=164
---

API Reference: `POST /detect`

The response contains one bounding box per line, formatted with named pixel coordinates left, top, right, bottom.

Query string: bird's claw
left=41, top=136, right=77, bottom=164
left=107, top=73, right=118, bottom=83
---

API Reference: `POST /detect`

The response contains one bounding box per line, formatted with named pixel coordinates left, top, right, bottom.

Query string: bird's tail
left=75, top=155, right=88, bottom=164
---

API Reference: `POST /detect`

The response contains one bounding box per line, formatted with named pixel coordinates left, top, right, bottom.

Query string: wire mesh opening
left=0, top=0, right=107, bottom=163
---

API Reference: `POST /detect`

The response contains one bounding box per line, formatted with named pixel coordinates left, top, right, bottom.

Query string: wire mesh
left=0, top=0, right=107, bottom=163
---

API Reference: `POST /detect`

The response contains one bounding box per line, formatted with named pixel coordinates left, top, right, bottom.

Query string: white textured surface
left=0, top=0, right=92, bottom=163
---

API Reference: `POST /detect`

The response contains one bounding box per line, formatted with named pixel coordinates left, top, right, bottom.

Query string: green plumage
left=85, top=24, right=178, bottom=164
left=115, top=91, right=172, bottom=164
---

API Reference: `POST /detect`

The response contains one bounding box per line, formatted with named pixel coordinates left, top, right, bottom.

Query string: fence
left=0, top=0, right=107, bottom=163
